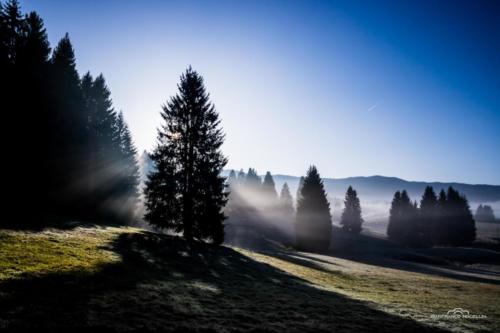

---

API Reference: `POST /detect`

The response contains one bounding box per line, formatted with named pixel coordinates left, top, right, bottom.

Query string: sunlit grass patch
left=238, top=249, right=500, bottom=333
left=0, top=226, right=137, bottom=280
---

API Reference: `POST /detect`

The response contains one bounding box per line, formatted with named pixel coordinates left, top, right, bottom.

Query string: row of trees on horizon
left=224, top=166, right=363, bottom=251
left=225, top=167, right=479, bottom=250
left=226, top=168, right=295, bottom=216
left=475, top=204, right=496, bottom=223
left=388, top=186, right=476, bottom=246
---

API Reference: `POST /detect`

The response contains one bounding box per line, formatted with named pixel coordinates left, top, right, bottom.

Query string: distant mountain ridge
left=222, top=170, right=500, bottom=203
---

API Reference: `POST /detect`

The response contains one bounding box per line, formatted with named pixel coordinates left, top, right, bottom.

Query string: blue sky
left=20, top=0, right=500, bottom=184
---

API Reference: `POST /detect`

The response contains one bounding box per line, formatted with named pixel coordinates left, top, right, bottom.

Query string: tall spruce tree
left=387, top=191, right=401, bottom=241
left=114, top=111, right=140, bottom=218
left=340, top=186, right=363, bottom=234
left=48, top=33, right=88, bottom=216
left=432, top=189, right=448, bottom=245
left=144, top=67, right=227, bottom=244
left=227, top=170, right=237, bottom=186
left=237, top=169, right=246, bottom=182
left=22, top=11, right=51, bottom=215
left=245, top=168, right=261, bottom=190
left=296, top=176, right=304, bottom=204
left=279, top=182, right=294, bottom=216
left=17, top=11, right=50, bottom=67
left=225, top=170, right=239, bottom=215
left=295, top=166, right=332, bottom=252
left=387, top=190, right=418, bottom=245
left=1, top=0, right=22, bottom=64
left=445, top=187, right=476, bottom=246
left=0, top=2, right=8, bottom=66
left=419, top=186, right=437, bottom=245
left=262, top=171, right=278, bottom=201
left=81, top=72, right=120, bottom=218
left=475, top=204, right=495, bottom=223
left=2, top=3, right=52, bottom=222
left=1, top=1, right=20, bottom=219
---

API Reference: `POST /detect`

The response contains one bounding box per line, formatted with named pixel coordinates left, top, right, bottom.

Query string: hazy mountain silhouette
left=220, top=171, right=500, bottom=217
left=219, top=172, right=499, bottom=202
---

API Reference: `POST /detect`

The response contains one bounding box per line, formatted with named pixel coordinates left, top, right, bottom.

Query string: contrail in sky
left=367, top=100, right=382, bottom=112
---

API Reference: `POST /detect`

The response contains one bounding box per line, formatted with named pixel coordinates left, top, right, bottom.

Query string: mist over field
left=141, top=154, right=500, bottom=239
left=222, top=169, right=500, bottom=227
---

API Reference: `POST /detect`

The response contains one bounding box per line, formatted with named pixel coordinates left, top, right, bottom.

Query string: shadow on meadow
left=0, top=231, right=447, bottom=332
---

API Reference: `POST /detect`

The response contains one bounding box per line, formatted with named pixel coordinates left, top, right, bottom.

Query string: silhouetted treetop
left=144, top=67, right=227, bottom=244
left=340, top=186, right=363, bottom=234
left=262, top=171, right=278, bottom=199
left=476, top=204, right=495, bottom=222
left=296, top=166, right=332, bottom=252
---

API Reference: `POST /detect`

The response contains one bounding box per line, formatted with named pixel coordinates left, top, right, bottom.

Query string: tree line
left=224, top=164, right=478, bottom=251
left=387, top=186, right=476, bottom=246
left=223, top=168, right=296, bottom=244
left=223, top=165, right=364, bottom=252
left=475, top=204, right=496, bottom=223
left=1, top=0, right=139, bottom=225
left=226, top=168, right=295, bottom=216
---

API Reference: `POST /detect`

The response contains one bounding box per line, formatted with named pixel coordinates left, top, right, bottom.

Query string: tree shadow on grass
left=300, top=227, right=500, bottom=286
left=0, top=231, right=448, bottom=332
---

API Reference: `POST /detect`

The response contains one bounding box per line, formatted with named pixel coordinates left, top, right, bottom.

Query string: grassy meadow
left=0, top=225, right=498, bottom=332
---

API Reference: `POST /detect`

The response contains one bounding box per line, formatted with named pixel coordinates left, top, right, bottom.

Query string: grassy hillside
left=0, top=225, right=498, bottom=332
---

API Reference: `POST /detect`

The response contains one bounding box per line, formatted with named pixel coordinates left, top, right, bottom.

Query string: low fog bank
left=266, top=174, right=500, bottom=218
left=223, top=184, right=295, bottom=250
left=135, top=160, right=500, bottom=241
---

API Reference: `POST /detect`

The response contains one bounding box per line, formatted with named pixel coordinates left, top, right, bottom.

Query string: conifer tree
left=432, top=189, right=448, bottom=245
left=262, top=171, right=278, bottom=200
left=227, top=170, right=237, bottom=185
left=225, top=170, right=238, bottom=214
left=279, top=182, right=294, bottom=216
left=22, top=10, right=51, bottom=199
left=144, top=67, right=227, bottom=244
left=387, top=190, right=418, bottom=244
left=48, top=34, right=88, bottom=215
left=431, top=187, right=475, bottom=246
left=0, top=2, right=8, bottom=66
left=445, top=187, right=476, bottom=245
left=81, top=72, right=119, bottom=218
left=1, top=0, right=22, bottom=64
left=2, top=3, right=52, bottom=221
left=419, top=186, right=437, bottom=245
left=295, top=175, right=304, bottom=210
left=17, top=11, right=50, bottom=67
left=245, top=168, right=261, bottom=190
left=237, top=169, right=246, bottom=183
left=387, top=191, right=402, bottom=241
left=340, top=186, right=363, bottom=234
left=296, top=166, right=332, bottom=252
left=475, top=204, right=495, bottom=223
left=114, top=111, right=140, bottom=218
